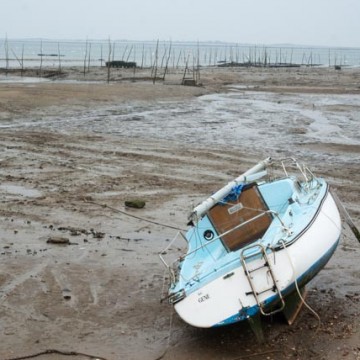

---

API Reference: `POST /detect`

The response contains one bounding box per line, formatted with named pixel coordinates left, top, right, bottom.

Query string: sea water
left=1, top=38, right=360, bottom=69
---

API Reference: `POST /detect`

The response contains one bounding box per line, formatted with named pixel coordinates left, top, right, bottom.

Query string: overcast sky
left=1, top=0, right=359, bottom=47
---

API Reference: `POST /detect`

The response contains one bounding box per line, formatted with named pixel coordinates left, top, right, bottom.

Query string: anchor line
left=84, top=199, right=186, bottom=231
left=280, top=240, right=322, bottom=332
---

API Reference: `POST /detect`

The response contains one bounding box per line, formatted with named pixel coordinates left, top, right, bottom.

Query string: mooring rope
left=1, top=349, right=107, bottom=360
left=153, top=305, right=174, bottom=360
left=84, top=199, right=186, bottom=232
left=280, top=240, right=322, bottom=332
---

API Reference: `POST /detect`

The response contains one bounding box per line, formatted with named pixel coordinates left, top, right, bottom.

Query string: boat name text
left=198, top=294, right=210, bottom=303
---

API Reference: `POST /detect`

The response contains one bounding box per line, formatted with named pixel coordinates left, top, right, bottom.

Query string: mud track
left=0, top=66, right=359, bottom=360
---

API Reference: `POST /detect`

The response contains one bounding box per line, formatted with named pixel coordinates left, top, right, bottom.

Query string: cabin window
left=203, top=230, right=215, bottom=241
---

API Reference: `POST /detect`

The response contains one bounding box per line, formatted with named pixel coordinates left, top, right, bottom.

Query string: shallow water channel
left=4, top=88, right=360, bottom=166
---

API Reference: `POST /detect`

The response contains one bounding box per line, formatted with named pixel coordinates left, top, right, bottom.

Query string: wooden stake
left=141, top=43, right=145, bottom=69
left=176, top=50, right=182, bottom=69
left=83, top=39, right=88, bottom=77
left=196, top=41, right=200, bottom=83
left=4, top=35, right=9, bottom=75
left=152, top=39, right=159, bottom=84
left=163, top=40, right=172, bottom=81
left=87, top=43, right=92, bottom=72
left=11, top=49, right=22, bottom=67
left=107, top=39, right=112, bottom=83
left=160, top=43, right=167, bottom=69
left=39, top=39, right=43, bottom=78
left=112, top=42, right=116, bottom=62
left=126, top=45, right=133, bottom=62
left=58, top=42, right=62, bottom=73
left=21, top=44, right=24, bottom=76
left=182, top=54, right=190, bottom=84
left=133, top=45, right=136, bottom=81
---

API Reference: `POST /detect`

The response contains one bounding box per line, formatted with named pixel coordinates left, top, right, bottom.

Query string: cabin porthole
left=203, top=230, right=214, bottom=241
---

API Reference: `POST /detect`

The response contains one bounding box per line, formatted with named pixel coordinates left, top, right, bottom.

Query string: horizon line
left=1, top=37, right=360, bottom=50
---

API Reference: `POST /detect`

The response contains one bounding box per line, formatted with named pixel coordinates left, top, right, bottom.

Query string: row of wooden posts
left=1, top=38, right=353, bottom=83
left=2, top=37, right=203, bottom=85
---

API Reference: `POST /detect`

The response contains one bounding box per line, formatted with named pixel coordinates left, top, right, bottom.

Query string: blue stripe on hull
left=213, top=237, right=340, bottom=327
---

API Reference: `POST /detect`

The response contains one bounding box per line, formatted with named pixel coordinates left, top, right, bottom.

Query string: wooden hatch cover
left=208, top=184, right=272, bottom=251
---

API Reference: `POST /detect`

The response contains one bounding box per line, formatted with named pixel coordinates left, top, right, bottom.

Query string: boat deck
left=170, top=177, right=327, bottom=295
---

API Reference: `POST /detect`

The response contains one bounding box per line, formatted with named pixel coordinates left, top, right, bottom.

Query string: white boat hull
left=174, top=192, right=341, bottom=328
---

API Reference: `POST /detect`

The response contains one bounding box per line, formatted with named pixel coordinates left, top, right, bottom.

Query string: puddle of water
left=0, top=75, right=50, bottom=83
left=0, top=184, right=42, bottom=198
left=3, top=89, right=360, bottom=165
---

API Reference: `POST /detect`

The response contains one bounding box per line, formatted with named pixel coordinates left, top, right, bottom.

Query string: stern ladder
left=240, top=244, right=285, bottom=316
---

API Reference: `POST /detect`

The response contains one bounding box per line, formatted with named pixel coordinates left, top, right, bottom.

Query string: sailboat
left=160, top=157, right=341, bottom=330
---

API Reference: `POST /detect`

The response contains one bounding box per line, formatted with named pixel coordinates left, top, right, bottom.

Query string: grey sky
left=1, top=0, right=359, bottom=47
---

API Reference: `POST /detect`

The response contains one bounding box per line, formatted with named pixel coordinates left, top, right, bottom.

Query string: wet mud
left=0, top=66, right=359, bottom=360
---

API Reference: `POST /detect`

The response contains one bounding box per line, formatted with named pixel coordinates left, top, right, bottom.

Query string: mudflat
left=0, top=66, right=359, bottom=360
